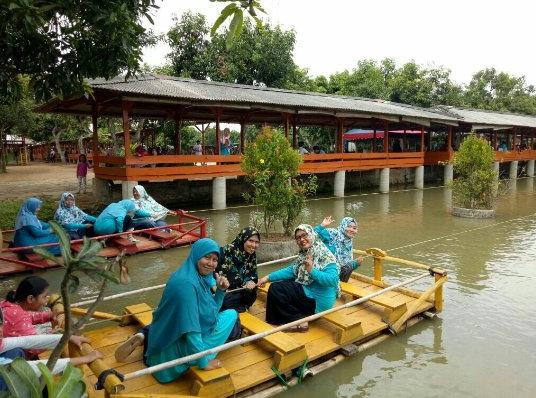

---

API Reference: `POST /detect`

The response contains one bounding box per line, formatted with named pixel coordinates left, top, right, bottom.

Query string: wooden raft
left=77, top=273, right=438, bottom=398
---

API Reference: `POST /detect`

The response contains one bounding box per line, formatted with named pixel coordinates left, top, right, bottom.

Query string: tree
left=1, top=0, right=159, bottom=102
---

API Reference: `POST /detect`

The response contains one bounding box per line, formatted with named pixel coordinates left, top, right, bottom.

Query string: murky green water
left=2, top=179, right=535, bottom=397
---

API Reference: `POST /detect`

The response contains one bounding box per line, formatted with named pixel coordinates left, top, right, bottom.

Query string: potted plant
left=449, top=134, right=498, bottom=218
left=241, top=127, right=317, bottom=261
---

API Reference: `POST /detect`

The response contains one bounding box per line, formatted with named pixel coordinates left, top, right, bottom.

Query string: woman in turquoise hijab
left=93, top=200, right=150, bottom=239
left=13, top=198, right=60, bottom=255
left=114, top=238, right=238, bottom=383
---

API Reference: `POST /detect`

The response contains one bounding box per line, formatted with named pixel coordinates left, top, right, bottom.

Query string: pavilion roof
left=436, top=106, right=536, bottom=129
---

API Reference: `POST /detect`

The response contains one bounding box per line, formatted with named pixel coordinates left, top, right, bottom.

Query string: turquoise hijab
left=15, top=198, right=43, bottom=230
left=146, top=238, right=220, bottom=356
left=101, top=200, right=136, bottom=219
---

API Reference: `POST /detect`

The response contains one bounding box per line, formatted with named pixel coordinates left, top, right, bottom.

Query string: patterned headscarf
left=216, top=227, right=260, bottom=290
left=54, top=192, right=88, bottom=225
left=293, top=224, right=338, bottom=286
left=326, top=217, right=357, bottom=266
left=132, top=185, right=169, bottom=221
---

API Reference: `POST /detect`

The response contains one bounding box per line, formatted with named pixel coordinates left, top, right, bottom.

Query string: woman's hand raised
left=215, top=273, right=230, bottom=291
left=321, top=216, right=334, bottom=227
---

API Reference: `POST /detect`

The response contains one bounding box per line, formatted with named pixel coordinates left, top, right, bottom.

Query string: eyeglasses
left=294, top=233, right=308, bottom=242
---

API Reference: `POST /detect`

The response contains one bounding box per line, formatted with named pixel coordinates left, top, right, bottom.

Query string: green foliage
left=0, top=358, right=86, bottom=398
left=241, top=127, right=317, bottom=235
left=0, top=199, right=56, bottom=230
left=1, top=0, right=158, bottom=102
left=210, top=0, right=265, bottom=48
left=450, top=134, right=498, bottom=209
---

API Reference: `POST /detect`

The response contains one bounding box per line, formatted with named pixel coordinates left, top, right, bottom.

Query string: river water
left=1, top=179, right=535, bottom=397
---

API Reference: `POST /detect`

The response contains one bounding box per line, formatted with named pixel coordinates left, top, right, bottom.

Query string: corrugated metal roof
left=90, top=74, right=457, bottom=123
left=437, top=106, right=536, bottom=129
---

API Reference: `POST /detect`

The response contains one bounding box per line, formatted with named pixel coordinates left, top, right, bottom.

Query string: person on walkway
left=0, top=326, right=102, bottom=391
left=216, top=227, right=261, bottom=313
left=131, top=185, right=177, bottom=230
left=76, top=154, right=91, bottom=194
left=192, top=140, right=203, bottom=155
left=258, top=224, right=339, bottom=331
left=93, top=199, right=151, bottom=242
left=298, top=141, right=309, bottom=155
left=1, top=276, right=61, bottom=358
left=13, top=198, right=60, bottom=256
left=114, top=238, right=237, bottom=383
left=54, top=192, right=97, bottom=239
left=314, top=216, right=362, bottom=282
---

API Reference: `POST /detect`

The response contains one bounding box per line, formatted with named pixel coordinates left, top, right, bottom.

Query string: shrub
left=450, top=134, right=498, bottom=209
left=241, top=127, right=317, bottom=235
left=0, top=198, right=56, bottom=230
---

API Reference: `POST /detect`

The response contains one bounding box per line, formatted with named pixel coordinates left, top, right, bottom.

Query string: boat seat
left=143, top=229, right=173, bottom=240
left=22, top=253, right=51, bottom=268
left=340, top=282, right=407, bottom=324
left=110, top=237, right=138, bottom=254
left=322, top=310, right=363, bottom=345
left=124, top=303, right=235, bottom=397
left=239, top=312, right=307, bottom=371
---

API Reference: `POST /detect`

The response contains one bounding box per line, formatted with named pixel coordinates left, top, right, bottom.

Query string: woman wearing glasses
left=257, top=224, right=339, bottom=332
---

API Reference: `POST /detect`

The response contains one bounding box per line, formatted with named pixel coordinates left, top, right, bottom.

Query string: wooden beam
left=121, top=100, right=132, bottom=157
left=215, top=109, right=221, bottom=155
left=283, top=113, right=290, bottom=139
left=91, top=103, right=99, bottom=157
left=174, top=111, right=182, bottom=155
left=420, top=126, right=425, bottom=152
left=447, top=126, right=453, bottom=151
left=240, top=117, right=245, bottom=154
left=292, top=115, right=298, bottom=149
left=336, top=118, right=344, bottom=153
left=383, top=121, right=389, bottom=153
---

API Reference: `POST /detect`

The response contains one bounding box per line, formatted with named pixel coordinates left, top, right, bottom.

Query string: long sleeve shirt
left=269, top=263, right=339, bottom=312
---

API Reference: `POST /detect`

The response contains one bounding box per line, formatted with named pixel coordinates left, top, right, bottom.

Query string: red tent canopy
left=344, top=129, right=423, bottom=140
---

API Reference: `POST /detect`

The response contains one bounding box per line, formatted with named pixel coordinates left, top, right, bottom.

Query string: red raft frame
left=0, top=210, right=206, bottom=277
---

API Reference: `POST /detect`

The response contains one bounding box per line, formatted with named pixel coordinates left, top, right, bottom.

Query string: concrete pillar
left=121, top=180, right=138, bottom=200
left=527, top=159, right=535, bottom=177
left=414, top=166, right=424, bottom=189
left=212, top=177, right=226, bottom=209
left=379, top=167, right=390, bottom=193
left=493, top=162, right=500, bottom=181
left=93, top=177, right=110, bottom=200
left=509, top=161, right=518, bottom=179
left=444, top=164, right=453, bottom=185
left=334, top=170, right=346, bottom=197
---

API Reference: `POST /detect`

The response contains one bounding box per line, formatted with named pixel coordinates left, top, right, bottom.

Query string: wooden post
left=174, top=112, right=182, bottom=155
left=383, top=121, right=389, bottom=153
left=91, top=103, right=99, bottom=157
left=403, top=129, right=407, bottom=152
left=373, top=257, right=383, bottom=282
left=434, top=273, right=444, bottom=312
left=492, top=130, right=497, bottom=150
left=531, top=129, right=535, bottom=150
left=292, top=115, right=297, bottom=149
left=283, top=113, right=290, bottom=139
left=372, top=126, right=377, bottom=152
left=240, top=117, right=245, bottom=154
left=420, top=126, right=425, bottom=152
left=336, top=118, right=344, bottom=153
left=215, top=109, right=221, bottom=155
left=447, top=126, right=453, bottom=152
left=121, top=100, right=132, bottom=157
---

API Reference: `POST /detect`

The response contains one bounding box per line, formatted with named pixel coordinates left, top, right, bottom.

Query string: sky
left=142, top=0, right=536, bottom=86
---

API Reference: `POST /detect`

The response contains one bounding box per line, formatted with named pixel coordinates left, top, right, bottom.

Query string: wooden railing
left=494, top=149, right=536, bottom=162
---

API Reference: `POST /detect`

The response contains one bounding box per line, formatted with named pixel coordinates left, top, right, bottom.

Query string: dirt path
left=0, top=163, right=96, bottom=206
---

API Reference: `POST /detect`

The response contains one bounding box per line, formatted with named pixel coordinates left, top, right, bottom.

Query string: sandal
left=115, top=333, right=144, bottom=362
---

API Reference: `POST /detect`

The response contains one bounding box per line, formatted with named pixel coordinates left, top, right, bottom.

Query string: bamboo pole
left=390, top=275, right=447, bottom=333
left=122, top=273, right=430, bottom=381
left=434, top=273, right=444, bottom=312
left=352, top=249, right=446, bottom=276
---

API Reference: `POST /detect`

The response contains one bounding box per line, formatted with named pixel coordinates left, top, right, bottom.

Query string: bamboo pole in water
left=122, top=272, right=430, bottom=381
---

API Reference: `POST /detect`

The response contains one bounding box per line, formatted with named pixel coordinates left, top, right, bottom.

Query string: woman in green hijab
left=114, top=238, right=237, bottom=382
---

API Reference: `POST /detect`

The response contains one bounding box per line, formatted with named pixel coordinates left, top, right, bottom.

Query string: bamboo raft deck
left=0, top=211, right=206, bottom=276
left=62, top=249, right=446, bottom=398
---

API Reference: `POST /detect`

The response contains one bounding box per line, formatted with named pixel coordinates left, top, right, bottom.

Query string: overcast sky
left=142, top=0, right=536, bottom=86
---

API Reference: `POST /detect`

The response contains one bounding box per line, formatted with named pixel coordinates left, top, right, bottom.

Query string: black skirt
left=265, top=280, right=316, bottom=325
left=220, top=289, right=258, bottom=313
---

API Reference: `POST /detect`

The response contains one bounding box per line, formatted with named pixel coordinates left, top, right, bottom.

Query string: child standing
left=76, top=154, right=91, bottom=194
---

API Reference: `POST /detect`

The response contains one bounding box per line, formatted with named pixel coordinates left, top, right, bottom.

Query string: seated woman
left=131, top=185, right=177, bottom=230
left=114, top=238, right=238, bottom=383
left=54, top=192, right=96, bottom=239
left=13, top=198, right=60, bottom=255
left=93, top=199, right=150, bottom=241
left=258, top=224, right=339, bottom=332
left=314, top=216, right=362, bottom=282
left=215, top=227, right=261, bottom=313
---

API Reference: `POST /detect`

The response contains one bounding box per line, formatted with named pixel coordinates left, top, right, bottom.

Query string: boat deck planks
left=77, top=274, right=437, bottom=397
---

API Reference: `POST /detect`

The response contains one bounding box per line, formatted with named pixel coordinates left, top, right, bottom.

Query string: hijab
left=293, top=224, right=338, bottom=286
left=217, top=227, right=260, bottom=289
left=326, top=217, right=357, bottom=266
left=146, top=238, right=220, bottom=356
left=15, top=198, right=43, bottom=230
left=54, top=192, right=87, bottom=225
left=132, top=185, right=169, bottom=221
